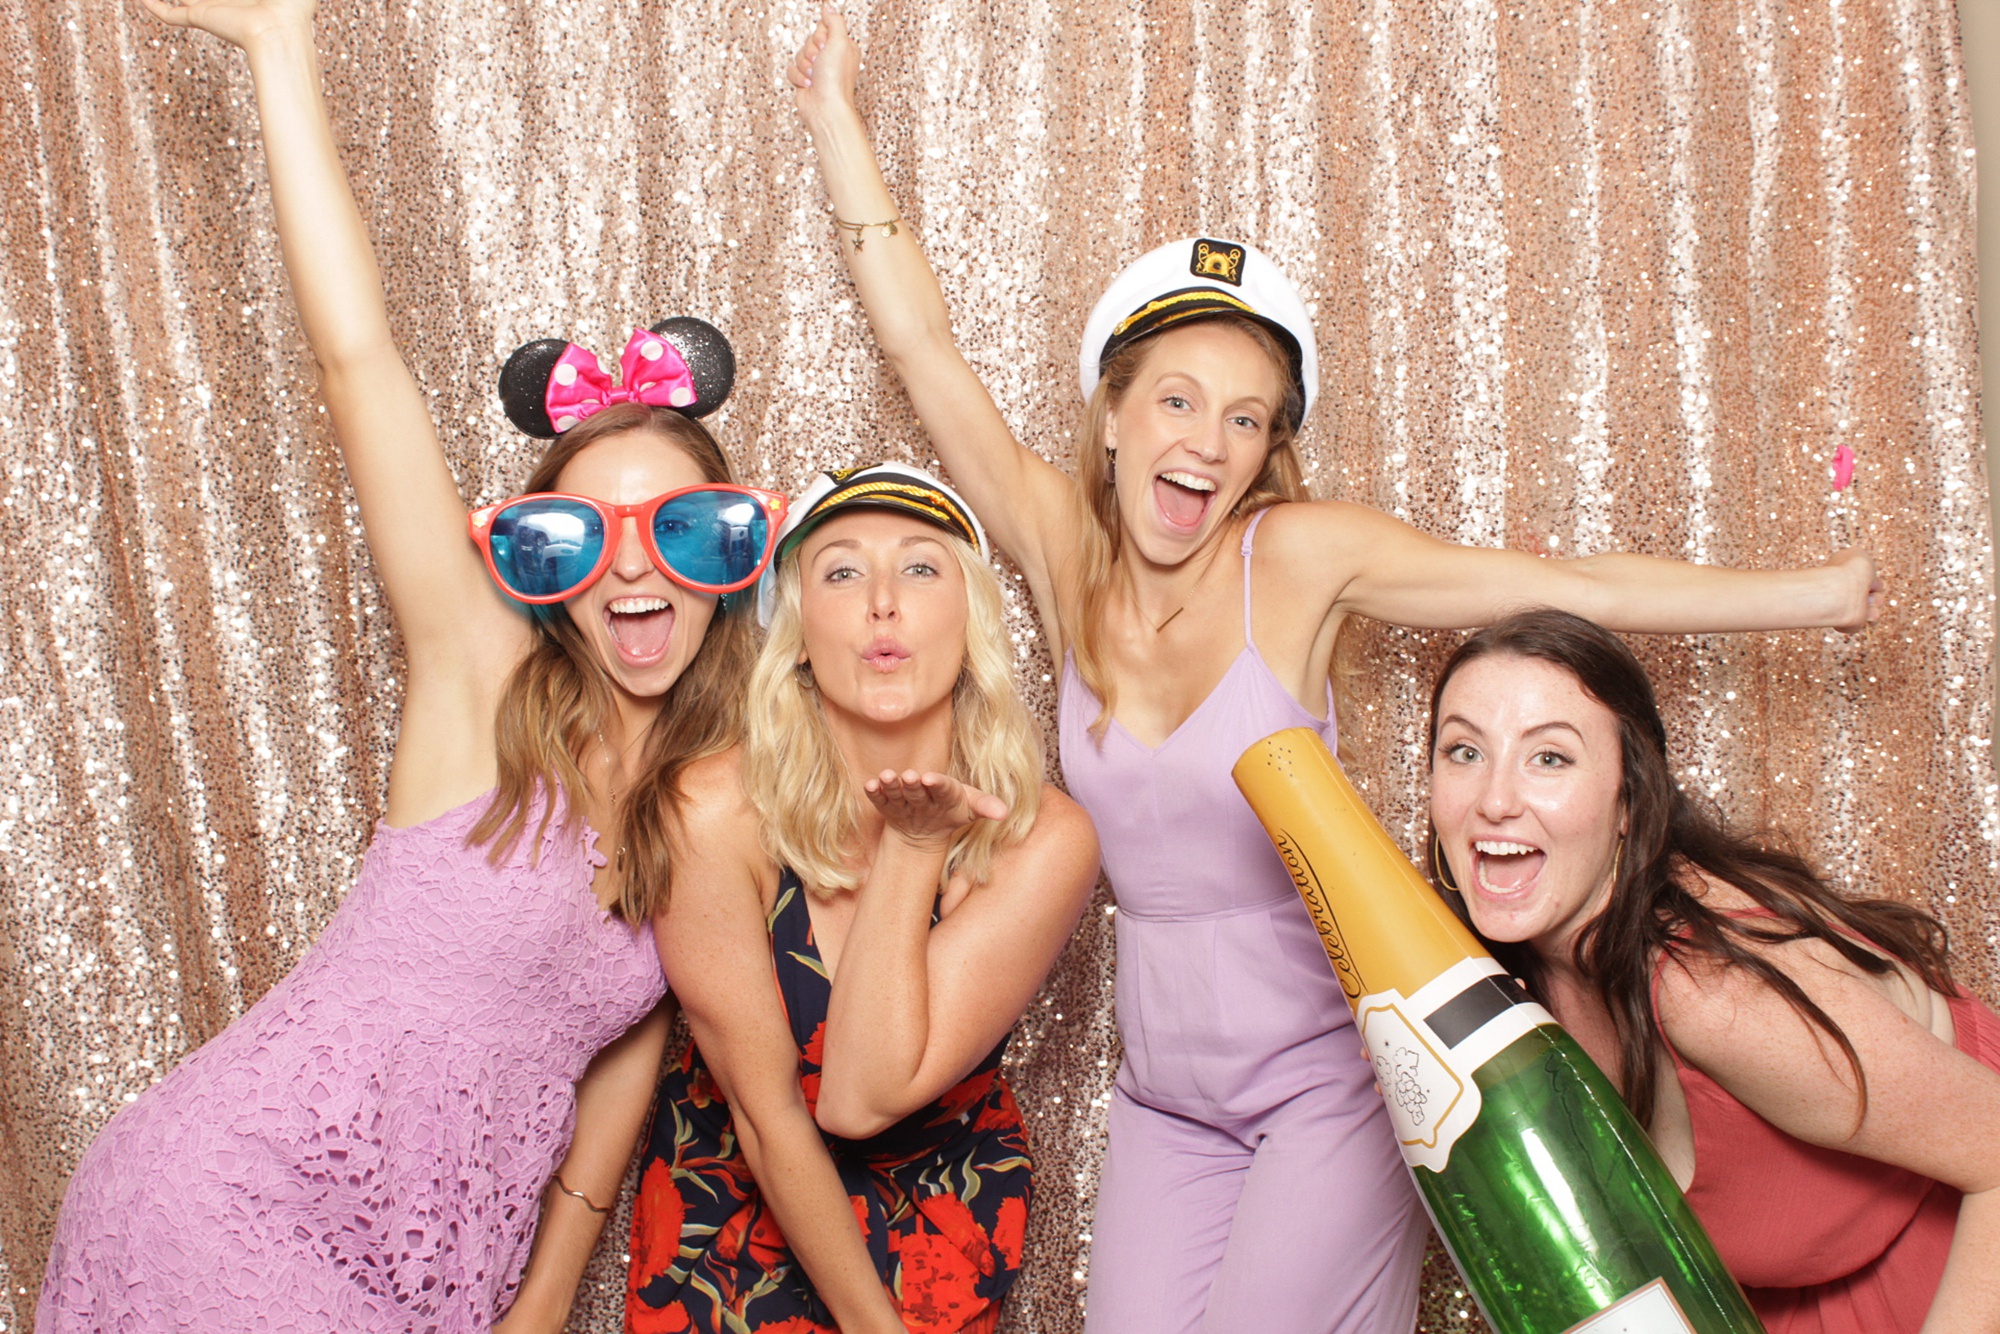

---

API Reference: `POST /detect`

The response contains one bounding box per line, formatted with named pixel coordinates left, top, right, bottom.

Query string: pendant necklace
left=1149, top=534, right=1231, bottom=634
left=595, top=726, right=636, bottom=871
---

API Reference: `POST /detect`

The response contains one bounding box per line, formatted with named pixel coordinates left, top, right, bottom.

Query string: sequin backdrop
left=0, top=0, right=1989, bottom=1329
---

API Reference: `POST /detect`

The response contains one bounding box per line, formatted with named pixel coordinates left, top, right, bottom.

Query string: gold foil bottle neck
left=1232, top=727, right=1494, bottom=1004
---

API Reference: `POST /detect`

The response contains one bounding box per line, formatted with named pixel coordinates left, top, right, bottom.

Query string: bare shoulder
left=668, top=747, right=763, bottom=887
left=1023, top=784, right=1097, bottom=865
left=1252, top=499, right=1404, bottom=597
left=676, top=747, right=752, bottom=825
left=1654, top=875, right=1911, bottom=1049
left=979, top=784, right=1097, bottom=891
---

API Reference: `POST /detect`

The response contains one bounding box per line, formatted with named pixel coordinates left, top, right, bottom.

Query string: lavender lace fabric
left=37, top=790, right=666, bottom=1333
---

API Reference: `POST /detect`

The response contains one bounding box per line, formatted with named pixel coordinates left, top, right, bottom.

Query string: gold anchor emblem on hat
left=1191, top=239, right=1246, bottom=286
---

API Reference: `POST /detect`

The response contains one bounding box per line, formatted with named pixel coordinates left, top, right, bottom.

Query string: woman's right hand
left=865, top=769, right=1008, bottom=855
left=788, top=5, right=861, bottom=122
left=137, top=0, right=314, bottom=50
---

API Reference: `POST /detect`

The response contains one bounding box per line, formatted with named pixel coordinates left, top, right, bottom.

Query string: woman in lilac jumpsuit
left=789, top=14, right=1882, bottom=1329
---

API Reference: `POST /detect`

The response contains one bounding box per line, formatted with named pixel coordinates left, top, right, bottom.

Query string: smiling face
left=796, top=509, right=969, bottom=739
left=1429, top=653, right=1629, bottom=963
left=553, top=429, right=719, bottom=706
left=1106, top=321, right=1287, bottom=566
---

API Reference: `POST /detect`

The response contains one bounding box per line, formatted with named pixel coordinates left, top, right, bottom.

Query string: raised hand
left=864, top=769, right=1007, bottom=852
left=1826, top=549, right=1885, bottom=632
left=137, top=0, right=315, bottom=49
left=788, top=4, right=861, bottom=119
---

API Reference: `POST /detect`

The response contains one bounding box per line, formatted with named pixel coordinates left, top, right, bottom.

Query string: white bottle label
left=1561, top=1278, right=1699, bottom=1333
left=1356, top=957, right=1554, bottom=1173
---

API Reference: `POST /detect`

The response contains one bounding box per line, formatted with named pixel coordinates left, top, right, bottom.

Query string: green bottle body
left=1414, top=1021, right=1765, bottom=1333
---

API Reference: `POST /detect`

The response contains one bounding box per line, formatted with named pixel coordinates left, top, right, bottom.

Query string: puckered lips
left=1471, top=838, right=1548, bottom=897
left=1153, top=469, right=1218, bottom=533
left=605, top=595, right=676, bottom=668
left=862, top=635, right=911, bottom=674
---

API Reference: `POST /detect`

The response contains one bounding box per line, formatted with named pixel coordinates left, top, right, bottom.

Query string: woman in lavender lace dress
left=37, top=2, right=783, bottom=1330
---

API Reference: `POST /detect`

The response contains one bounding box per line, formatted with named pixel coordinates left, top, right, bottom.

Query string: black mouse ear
left=498, top=338, right=570, bottom=437
left=650, top=317, right=736, bottom=419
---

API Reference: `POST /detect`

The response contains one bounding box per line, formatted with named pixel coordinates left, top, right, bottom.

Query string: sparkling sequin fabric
left=35, top=792, right=665, bottom=1332
left=0, top=3, right=1989, bottom=1332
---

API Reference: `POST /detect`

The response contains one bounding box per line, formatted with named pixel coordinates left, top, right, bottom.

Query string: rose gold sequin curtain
left=0, top=0, right=1988, bottom=1329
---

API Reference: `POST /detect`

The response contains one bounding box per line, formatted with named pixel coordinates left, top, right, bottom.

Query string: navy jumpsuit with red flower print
left=628, top=871, right=1032, bottom=1334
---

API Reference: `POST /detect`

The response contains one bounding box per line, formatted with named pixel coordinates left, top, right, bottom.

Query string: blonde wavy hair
left=466, top=402, right=754, bottom=924
left=1066, top=312, right=1354, bottom=739
left=743, top=529, right=1043, bottom=897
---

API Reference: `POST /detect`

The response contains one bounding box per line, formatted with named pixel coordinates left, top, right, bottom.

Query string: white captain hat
left=1077, top=237, right=1318, bottom=427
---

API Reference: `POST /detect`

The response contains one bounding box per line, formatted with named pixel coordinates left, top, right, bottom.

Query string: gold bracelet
left=833, top=214, right=900, bottom=250
left=550, top=1170, right=611, bottom=1215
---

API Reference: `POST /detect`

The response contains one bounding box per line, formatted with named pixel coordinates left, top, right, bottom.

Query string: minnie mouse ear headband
left=1077, top=237, right=1318, bottom=427
left=758, top=463, right=990, bottom=625
left=498, top=316, right=736, bottom=437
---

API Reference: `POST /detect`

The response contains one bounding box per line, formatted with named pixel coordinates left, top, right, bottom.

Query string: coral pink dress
left=39, top=790, right=665, bottom=1333
left=1658, top=954, right=2000, bottom=1332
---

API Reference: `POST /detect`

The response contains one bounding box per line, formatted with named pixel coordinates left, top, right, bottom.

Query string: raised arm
left=814, top=776, right=1097, bottom=1139
left=658, top=763, right=908, bottom=1334
left=1263, top=499, right=1882, bottom=636
left=495, top=999, right=673, bottom=1334
left=141, top=1, right=519, bottom=667
left=789, top=9, right=1080, bottom=633
left=1656, top=948, right=2000, bottom=1331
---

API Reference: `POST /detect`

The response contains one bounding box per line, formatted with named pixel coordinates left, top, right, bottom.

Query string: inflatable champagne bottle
left=1233, top=728, right=1764, bottom=1334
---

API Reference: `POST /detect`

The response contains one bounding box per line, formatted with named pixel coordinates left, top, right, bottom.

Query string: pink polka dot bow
left=544, top=328, right=699, bottom=433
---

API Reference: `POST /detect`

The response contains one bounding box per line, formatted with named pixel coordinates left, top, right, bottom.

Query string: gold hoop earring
left=1431, top=837, right=1461, bottom=892
left=1609, top=835, right=1625, bottom=886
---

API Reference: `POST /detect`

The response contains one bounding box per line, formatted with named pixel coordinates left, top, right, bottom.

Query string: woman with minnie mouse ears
left=40, top=2, right=782, bottom=1332
left=791, top=10, right=1885, bottom=1333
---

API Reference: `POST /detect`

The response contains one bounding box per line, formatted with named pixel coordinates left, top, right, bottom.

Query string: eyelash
left=1441, top=742, right=1572, bottom=768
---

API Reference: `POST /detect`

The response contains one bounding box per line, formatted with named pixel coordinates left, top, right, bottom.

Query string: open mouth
left=606, top=596, right=675, bottom=667
left=1472, top=839, right=1547, bottom=895
left=1153, top=470, right=1217, bottom=532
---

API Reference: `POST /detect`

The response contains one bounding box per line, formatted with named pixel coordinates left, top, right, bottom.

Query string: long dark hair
left=1424, top=610, right=1952, bottom=1126
left=466, top=402, right=755, bottom=924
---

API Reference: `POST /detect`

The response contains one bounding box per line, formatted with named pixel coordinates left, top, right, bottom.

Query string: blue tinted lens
left=489, top=498, right=605, bottom=599
left=653, top=491, right=770, bottom=589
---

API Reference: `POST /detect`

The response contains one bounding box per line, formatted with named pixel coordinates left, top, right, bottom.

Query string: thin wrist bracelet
left=550, top=1170, right=611, bottom=1214
left=833, top=214, right=901, bottom=250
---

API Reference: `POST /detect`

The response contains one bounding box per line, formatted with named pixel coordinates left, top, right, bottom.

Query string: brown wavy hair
left=1424, top=609, right=1953, bottom=1127
left=1069, top=313, right=1338, bottom=737
left=466, top=402, right=755, bottom=923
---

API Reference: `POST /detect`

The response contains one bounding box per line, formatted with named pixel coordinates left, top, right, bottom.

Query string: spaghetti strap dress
left=1653, top=916, right=2000, bottom=1332
left=627, top=869, right=1032, bottom=1334
left=37, top=789, right=667, bottom=1333
left=1061, top=508, right=1425, bottom=1334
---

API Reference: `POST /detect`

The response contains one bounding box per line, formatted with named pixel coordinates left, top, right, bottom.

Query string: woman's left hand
left=1825, top=548, right=1885, bottom=631
left=865, top=769, right=1007, bottom=851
